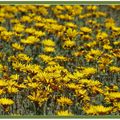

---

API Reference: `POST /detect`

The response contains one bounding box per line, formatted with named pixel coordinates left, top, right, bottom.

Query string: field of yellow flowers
left=0, top=5, right=120, bottom=116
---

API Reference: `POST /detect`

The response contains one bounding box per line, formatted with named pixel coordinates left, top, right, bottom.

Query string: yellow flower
left=34, top=31, right=45, bottom=37
left=10, top=74, right=19, bottom=81
left=28, top=92, right=41, bottom=102
left=12, top=43, right=24, bottom=51
left=65, top=22, right=77, bottom=28
left=90, top=49, right=102, bottom=56
left=73, top=70, right=84, bottom=79
left=87, top=5, right=98, bottom=11
left=0, top=31, right=13, bottom=42
left=0, top=80, right=7, bottom=87
left=57, top=14, right=74, bottom=21
left=27, top=82, right=39, bottom=89
left=80, top=27, right=92, bottom=33
left=12, top=62, right=25, bottom=72
left=113, top=41, right=120, bottom=46
left=44, top=23, right=64, bottom=33
left=112, top=49, right=120, bottom=58
left=83, top=67, right=97, bottom=76
left=0, top=89, right=5, bottom=95
left=96, top=32, right=108, bottom=40
left=66, top=83, right=79, bottom=90
left=105, top=18, right=115, bottom=29
left=81, top=34, right=93, bottom=41
left=17, top=53, right=32, bottom=63
left=54, top=56, right=69, bottom=62
left=47, top=61, right=58, bottom=66
left=57, top=96, right=73, bottom=106
left=113, top=102, right=120, bottom=111
left=112, top=26, right=120, bottom=31
left=56, top=110, right=73, bottom=116
left=66, top=28, right=78, bottom=38
left=7, top=87, right=19, bottom=94
left=98, top=57, right=113, bottom=65
left=110, top=5, right=120, bottom=10
left=42, top=39, right=55, bottom=47
left=39, top=54, right=53, bottom=63
left=35, top=23, right=45, bottom=28
left=85, top=49, right=103, bottom=62
left=109, top=66, right=120, bottom=73
left=75, top=89, right=87, bottom=98
left=79, top=79, right=102, bottom=87
left=83, top=105, right=113, bottom=115
left=91, top=86, right=104, bottom=94
left=106, top=92, right=120, bottom=100
left=43, top=47, right=55, bottom=53
left=0, top=26, right=6, bottom=32
left=20, top=16, right=32, bottom=23
left=21, top=36, right=40, bottom=45
left=95, top=12, right=107, bottom=17
left=13, top=24, right=25, bottom=33
left=0, top=98, right=14, bottom=106
left=87, top=20, right=97, bottom=25
left=8, top=55, right=17, bottom=62
left=63, top=40, right=76, bottom=49
left=25, top=64, right=42, bottom=74
left=28, top=90, right=49, bottom=106
left=103, top=44, right=112, bottom=50
left=25, top=28, right=36, bottom=34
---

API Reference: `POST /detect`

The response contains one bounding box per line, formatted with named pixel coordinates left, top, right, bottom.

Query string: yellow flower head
left=66, top=28, right=78, bottom=38
left=13, top=24, right=25, bottom=33
left=10, top=74, right=19, bottom=81
left=63, top=40, right=76, bottom=49
left=39, top=54, right=53, bottom=63
left=0, top=98, right=14, bottom=106
left=21, top=36, right=40, bottom=45
left=57, top=96, right=73, bottom=106
left=17, top=53, right=32, bottom=63
left=83, top=105, right=113, bottom=115
left=103, top=44, right=112, bottom=50
left=65, top=22, right=77, bottom=28
left=42, top=39, right=55, bottom=47
left=56, top=110, right=73, bottom=116
left=109, top=66, right=120, bottom=73
left=83, top=67, right=97, bottom=76
left=54, top=56, right=69, bottom=62
left=96, top=32, right=108, bottom=40
left=107, top=92, right=120, bottom=100
left=12, top=43, right=24, bottom=51
left=43, top=47, right=55, bottom=53
left=0, top=80, right=7, bottom=87
left=7, top=87, right=19, bottom=94
left=87, top=5, right=98, bottom=11
left=80, top=27, right=92, bottom=33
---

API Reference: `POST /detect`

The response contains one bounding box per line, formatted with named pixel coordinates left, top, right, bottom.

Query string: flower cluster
left=0, top=5, right=120, bottom=116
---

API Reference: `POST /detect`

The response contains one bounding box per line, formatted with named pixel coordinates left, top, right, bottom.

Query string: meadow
left=0, top=5, right=120, bottom=116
